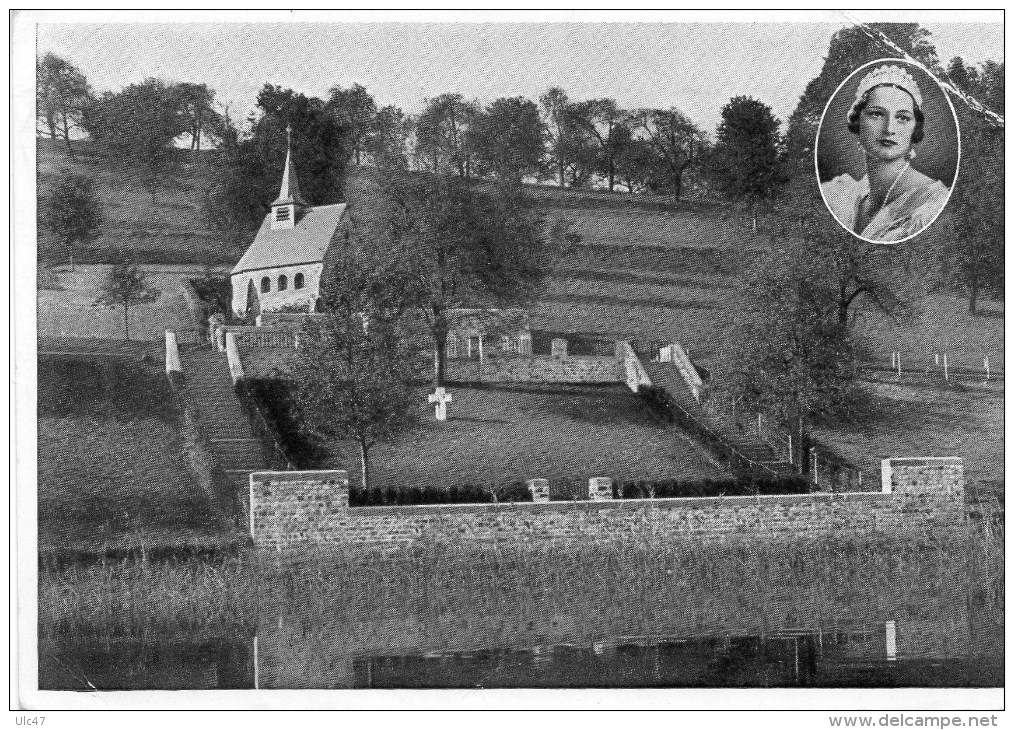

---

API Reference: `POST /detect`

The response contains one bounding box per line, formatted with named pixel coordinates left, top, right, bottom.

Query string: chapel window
left=278, top=274, right=288, bottom=291
left=294, top=272, right=305, bottom=289
left=261, top=277, right=271, bottom=293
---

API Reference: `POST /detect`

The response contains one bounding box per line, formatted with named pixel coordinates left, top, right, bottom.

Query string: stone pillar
left=880, top=457, right=964, bottom=499
left=249, top=470, right=350, bottom=548
left=225, top=332, right=245, bottom=384
left=551, top=338, right=568, bottom=358
left=518, top=332, right=533, bottom=355
left=165, top=330, right=182, bottom=375
left=588, top=477, right=614, bottom=501
left=527, top=478, right=550, bottom=503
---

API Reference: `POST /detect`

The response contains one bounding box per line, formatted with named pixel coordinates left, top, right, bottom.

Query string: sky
left=32, top=13, right=1004, bottom=135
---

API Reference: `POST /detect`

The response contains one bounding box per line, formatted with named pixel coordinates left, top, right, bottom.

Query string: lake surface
left=38, top=535, right=1003, bottom=691
left=40, top=618, right=1003, bottom=690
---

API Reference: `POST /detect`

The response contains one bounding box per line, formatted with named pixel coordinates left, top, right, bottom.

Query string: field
left=37, top=139, right=245, bottom=266
left=37, top=264, right=210, bottom=341
left=37, top=356, right=239, bottom=556
left=314, top=382, right=723, bottom=492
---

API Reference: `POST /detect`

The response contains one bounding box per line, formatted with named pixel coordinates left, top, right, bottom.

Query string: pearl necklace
left=866, top=161, right=910, bottom=220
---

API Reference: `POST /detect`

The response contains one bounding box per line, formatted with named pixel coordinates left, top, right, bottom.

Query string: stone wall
left=446, top=354, right=623, bottom=384
left=248, top=459, right=966, bottom=550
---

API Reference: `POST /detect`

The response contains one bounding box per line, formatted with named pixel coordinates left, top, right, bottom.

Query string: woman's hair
left=848, top=84, right=925, bottom=143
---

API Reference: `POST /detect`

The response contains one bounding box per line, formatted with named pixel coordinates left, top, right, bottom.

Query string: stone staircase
left=644, top=361, right=796, bottom=477
left=179, top=347, right=268, bottom=493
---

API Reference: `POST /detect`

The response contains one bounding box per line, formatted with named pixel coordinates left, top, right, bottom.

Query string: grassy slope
left=37, top=139, right=247, bottom=266
left=38, top=357, right=237, bottom=555
left=308, top=383, right=722, bottom=491
left=39, top=145, right=1003, bottom=493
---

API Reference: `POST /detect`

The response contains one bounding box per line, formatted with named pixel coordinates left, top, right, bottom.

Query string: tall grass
left=40, top=524, right=1001, bottom=650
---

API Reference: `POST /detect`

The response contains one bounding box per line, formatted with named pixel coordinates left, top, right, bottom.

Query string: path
left=179, top=347, right=268, bottom=494
left=644, top=361, right=795, bottom=476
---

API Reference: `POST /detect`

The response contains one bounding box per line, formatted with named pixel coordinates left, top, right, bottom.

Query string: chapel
left=230, top=127, right=349, bottom=317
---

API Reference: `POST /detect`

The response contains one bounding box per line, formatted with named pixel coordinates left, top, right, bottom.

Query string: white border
left=14, top=9, right=1006, bottom=716
left=814, top=57, right=962, bottom=246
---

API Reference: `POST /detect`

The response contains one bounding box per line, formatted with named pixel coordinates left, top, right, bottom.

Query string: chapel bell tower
left=270, top=125, right=308, bottom=230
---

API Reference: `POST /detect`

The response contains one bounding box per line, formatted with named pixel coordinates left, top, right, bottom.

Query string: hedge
left=350, top=482, right=532, bottom=507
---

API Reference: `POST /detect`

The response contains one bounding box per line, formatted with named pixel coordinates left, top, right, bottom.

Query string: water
left=40, top=618, right=1002, bottom=690
left=38, top=538, right=1003, bottom=690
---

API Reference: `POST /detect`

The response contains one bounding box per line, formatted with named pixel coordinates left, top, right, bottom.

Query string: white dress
left=820, top=174, right=950, bottom=242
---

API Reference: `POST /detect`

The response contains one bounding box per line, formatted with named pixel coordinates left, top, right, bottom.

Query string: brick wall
left=446, top=354, right=623, bottom=384
left=249, top=459, right=967, bottom=550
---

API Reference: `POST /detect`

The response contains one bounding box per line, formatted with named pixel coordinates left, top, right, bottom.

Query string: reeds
left=40, top=523, right=1001, bottom=649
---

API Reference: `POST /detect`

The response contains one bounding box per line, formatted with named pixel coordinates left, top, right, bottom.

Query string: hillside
left=37, top=139, right=245, bottom=266
left=37, top=137, right=1003, bottom=372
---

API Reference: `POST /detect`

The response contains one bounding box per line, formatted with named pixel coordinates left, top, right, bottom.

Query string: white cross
left=428, top=387, right=453, bottom=421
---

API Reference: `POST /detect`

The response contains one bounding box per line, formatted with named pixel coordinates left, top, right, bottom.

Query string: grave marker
left=428, top=387, right=453, bottom=421
left=551, top=338, right=568, bottom=358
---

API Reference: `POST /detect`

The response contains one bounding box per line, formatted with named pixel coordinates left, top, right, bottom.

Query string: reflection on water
left=41, top=618, right=1002, bottom=690
left=39, top=537, right=1004, bottom=690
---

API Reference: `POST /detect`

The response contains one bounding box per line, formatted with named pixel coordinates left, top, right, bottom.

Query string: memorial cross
left=428, top=387, right=453, bottom=421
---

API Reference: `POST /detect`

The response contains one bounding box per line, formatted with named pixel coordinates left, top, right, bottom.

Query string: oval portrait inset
left=816, top=58, right=959, bottom=244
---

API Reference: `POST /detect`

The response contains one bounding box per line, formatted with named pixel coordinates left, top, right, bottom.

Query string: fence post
left=811, top=447, right=818, bottom=487
left=896, top=352, right=901, bottom=378
left=757, top=413, right=762, bottom=437
left=788, top=434, right=793, bottom=466
left=943, top=353, right=949, bottom=382
left=984, top=356, right=990, bottom=382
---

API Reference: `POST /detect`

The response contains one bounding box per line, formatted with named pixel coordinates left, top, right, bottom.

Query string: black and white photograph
left=12, top=10, right=1005, bottom=718
left=816, top=58, right=960, bottom=244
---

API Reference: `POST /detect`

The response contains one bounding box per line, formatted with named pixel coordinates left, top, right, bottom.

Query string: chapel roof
left=231, top=202, right=348, bottom=275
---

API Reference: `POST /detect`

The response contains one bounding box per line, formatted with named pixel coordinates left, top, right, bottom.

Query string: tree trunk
left=559, top=158, right=565, bottom=188
left=359, top=439, right=371, bottom=494
left=60, top=111, right=74, bottom=159
left=434, top=333, right=448, bottom=387
left=607, top=158, right=615, bottom=192
left=47, top=114, right=57, bottom=141
left=123, top=304, right=130, bottom=340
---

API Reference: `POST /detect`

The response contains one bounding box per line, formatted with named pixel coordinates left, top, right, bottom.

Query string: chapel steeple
left=270, top=125, right=308, bottom=230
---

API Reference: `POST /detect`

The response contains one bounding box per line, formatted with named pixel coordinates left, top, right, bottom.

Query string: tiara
left=852, top=64, right=923, bottom=108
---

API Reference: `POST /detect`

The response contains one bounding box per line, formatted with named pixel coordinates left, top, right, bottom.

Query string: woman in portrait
left=820, top=64, right=951, bottom=243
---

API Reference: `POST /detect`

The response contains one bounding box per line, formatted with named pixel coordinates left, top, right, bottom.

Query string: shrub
left=348, top=482, right=533, bottom=507
left=235, top=378, right=328, bottom=468
left=617, top=474, right=810, bottom=499
left=189, top=274, right=231, bottom=320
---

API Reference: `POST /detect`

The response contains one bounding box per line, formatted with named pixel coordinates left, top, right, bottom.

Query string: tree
left=40, top=173, right=102, bottom=271
left=613, top=136, right=657, bottom=193
left=327, top=83, right=377, bottom=166
left=729, top=240, right=868, bottom=462
left=469, top=96, right=545, bottom=181
left=709, top=96, right=785, bottom=230
left=175, top=82, right=221, bottom=154
left=367, top=104, right=410, bottom=169
left=413, top=93, right=479, bottom=177
left=785, top=23, right=940, bottom=168
left=82, top=78, right=187, bottom=203
left=36, top=53, right=92, bottom=156
left=374, top=171, right=560, bottom=386
left=630, top=107, right=706, bottom=202
left=538, top=87, right=598, bottom=187
left=292, top=248, right=420, bottom=493
left=572, top=98, right=630, bottom=192
left=93, top=260, right=161, bottom=340
left=204, top=84, right=350, bottom=236
left=948, top=61, right=1004, bottom=314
